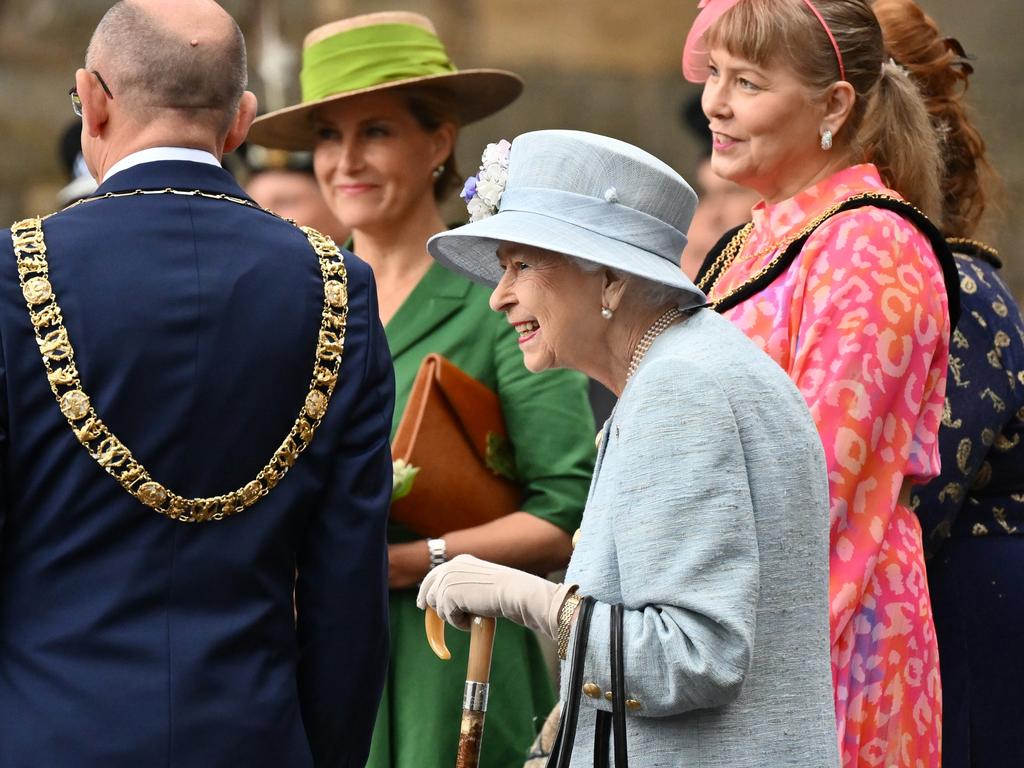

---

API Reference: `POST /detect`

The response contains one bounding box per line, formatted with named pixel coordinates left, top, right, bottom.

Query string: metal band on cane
left=463, top=681, right=490, bottom=712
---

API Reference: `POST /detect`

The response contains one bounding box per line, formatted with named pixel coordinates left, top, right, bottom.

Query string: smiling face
left=311, top=90, right=452, bottom=233
left=701, top=47, right=832, bottom=203
left=489, top=243, right=606, bottom=374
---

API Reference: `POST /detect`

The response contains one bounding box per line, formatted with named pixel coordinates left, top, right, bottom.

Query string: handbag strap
left=548, top=596, right=597, bottom=768
left=591, top=604, right=628, bottom=768
left=593, top=712, right=610, bottom=768
left=548, top=599, right=629, bottom=768
left=609, top=603, right=628, bottom=767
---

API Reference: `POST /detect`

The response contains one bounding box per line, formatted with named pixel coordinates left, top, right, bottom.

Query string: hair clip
left=942, top=36, right=975, bottom=75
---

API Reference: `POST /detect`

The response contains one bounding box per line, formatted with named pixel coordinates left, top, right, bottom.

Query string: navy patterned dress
left=910, top=243, right=1024, bottom=768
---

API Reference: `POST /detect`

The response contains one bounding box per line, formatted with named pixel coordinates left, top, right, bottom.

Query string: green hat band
left=301, top=23, right=457, bottom=103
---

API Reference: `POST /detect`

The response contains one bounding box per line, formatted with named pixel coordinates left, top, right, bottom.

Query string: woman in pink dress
left=683, top=1, right=960, bottom=765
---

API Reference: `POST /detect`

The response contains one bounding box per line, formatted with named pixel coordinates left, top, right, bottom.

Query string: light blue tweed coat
left=561, top=308, right=839, bottom=767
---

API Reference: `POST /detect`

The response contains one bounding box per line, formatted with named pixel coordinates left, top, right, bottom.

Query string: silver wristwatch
left=426, top=538, right=447, bottom=570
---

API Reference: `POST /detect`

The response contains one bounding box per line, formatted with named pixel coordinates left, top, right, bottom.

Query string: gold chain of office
left=10, top=188, right=349, bottom=523
left=696, top=192, right=904, bottom=306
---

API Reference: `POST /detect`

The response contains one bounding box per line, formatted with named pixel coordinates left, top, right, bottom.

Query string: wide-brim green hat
left=247, top=11, right=523, bottom=151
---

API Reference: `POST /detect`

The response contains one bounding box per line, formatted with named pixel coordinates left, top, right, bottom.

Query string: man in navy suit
left=0, top=1, right=394, bottom=765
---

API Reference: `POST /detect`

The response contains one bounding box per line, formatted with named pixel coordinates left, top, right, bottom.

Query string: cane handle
left=466, top=616, right=497, bottom=682
left=425, top=607, right=451, bottom=660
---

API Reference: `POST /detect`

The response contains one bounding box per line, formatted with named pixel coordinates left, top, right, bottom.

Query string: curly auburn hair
left=872, top=0, right=993, bottom=238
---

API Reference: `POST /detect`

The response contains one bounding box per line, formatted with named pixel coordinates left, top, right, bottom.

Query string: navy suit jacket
left=0, top=160, right=394, bottom=767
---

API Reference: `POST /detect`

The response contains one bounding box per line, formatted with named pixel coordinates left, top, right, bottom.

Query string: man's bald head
left=86, top=0, right=247, bottom=134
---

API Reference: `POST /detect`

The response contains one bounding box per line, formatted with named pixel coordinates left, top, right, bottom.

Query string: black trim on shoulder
left=946, top=238, right=1002, bottom=269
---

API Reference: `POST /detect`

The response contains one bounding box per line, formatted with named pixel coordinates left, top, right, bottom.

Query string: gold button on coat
left=582, top=682, right=601, bottom=698
left=625, top=699, right=642, bottom=711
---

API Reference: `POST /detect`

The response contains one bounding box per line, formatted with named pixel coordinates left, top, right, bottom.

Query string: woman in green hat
left=247, top=12, right=595, bottom=768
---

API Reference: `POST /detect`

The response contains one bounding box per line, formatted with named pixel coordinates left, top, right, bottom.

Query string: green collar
left=385, top=263, right=472, bottom=359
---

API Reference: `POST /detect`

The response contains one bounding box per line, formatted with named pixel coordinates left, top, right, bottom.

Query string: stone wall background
left=0, top=0, right=1020, bottom=300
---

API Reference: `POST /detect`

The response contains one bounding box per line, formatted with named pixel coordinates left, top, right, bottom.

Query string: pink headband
left=682, top=0, right=847, bottom=83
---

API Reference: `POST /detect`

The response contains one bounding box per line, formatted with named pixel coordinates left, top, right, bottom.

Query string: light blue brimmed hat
left=427, top=130, right=706, bottom=308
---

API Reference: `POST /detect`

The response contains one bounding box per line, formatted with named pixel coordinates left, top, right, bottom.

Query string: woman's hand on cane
left=417, top=554, right=576, bottom=639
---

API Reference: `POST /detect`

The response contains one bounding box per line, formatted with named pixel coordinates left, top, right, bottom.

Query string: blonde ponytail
left=858, top=60, right=943, bottom=225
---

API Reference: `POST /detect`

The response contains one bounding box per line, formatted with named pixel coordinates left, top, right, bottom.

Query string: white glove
left=417, top=554, right=576, bottom=638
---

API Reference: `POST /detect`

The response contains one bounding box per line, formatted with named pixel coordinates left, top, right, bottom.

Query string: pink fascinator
left=682, top=0, right=846, bottom=83
left=682, top=0, right=744, bottom=83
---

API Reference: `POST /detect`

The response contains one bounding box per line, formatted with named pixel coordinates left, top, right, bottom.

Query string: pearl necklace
left=626, top=307, right=684, bottom=381
left=596, top=306, right=686, bottom=451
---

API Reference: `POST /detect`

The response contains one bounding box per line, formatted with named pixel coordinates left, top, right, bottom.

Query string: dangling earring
left=432, top=164, right=445, bottom=180
left=820, top=129, right=833, bottom=151
left=601, top=307, right=614, bottom=320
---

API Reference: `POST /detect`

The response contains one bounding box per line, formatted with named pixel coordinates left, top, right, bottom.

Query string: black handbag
left=546, top=599, right=628, bottom=768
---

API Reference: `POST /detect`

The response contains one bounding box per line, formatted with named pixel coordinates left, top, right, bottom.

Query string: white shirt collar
left=103, top=147, right=221, bottom=184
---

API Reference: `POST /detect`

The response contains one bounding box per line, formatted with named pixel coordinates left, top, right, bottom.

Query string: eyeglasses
left=69, top=70, right=114, bottom=117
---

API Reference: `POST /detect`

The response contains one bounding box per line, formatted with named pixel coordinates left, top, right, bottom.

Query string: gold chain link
left=11, top=190, right=349, bottom=523
left=55, top=187, right=263, bottom=217
left=695, top=222, right=753, bottom=297
left=946, top=237, right=999, bottom=261
left=697, top=192, right=903, bottom=307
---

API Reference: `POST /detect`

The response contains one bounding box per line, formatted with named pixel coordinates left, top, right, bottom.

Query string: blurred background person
left=247, top=12, right=595, bottom=768
left=57, top=120, right=98, bottom=205
left=678, top=95, right=759, bottom=278
left=874, top=1, right=1024, bottom=765
left=683, top=0, right=960, bottom=764
left=241, top=145, right=350, bottom=243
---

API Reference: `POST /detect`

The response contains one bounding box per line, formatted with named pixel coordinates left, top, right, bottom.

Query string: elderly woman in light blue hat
left=420, top=130, right=840, bottom=766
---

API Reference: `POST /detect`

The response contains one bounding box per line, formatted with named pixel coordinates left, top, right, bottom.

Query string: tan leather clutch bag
left=390, top=353, right=521, bottom=537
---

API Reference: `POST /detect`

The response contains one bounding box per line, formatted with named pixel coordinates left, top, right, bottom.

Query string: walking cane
left=426, top=608, right=497, bottom=768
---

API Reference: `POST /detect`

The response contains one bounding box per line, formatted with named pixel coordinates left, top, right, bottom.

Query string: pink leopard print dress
left=708, top=164, right=947, bottom=767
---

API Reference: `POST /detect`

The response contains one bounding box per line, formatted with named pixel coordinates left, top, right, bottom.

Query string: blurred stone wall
left=0, top=0, right=1020, bottom=299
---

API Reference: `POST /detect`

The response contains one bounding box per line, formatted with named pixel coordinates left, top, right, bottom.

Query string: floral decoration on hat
left=461, top=139, right=511, bottom=222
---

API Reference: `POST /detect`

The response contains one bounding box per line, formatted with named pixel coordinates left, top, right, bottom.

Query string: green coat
left=367, top=263, right=595, bottom=768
